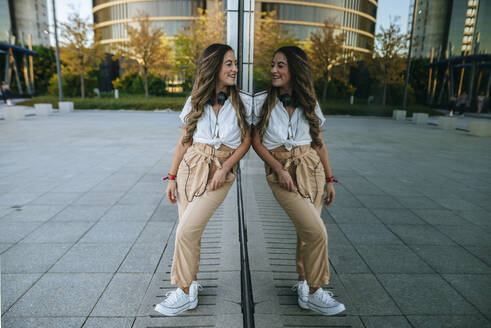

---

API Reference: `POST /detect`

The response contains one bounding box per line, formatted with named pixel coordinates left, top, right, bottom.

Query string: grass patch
left=17, top=95, right=188, bottom=111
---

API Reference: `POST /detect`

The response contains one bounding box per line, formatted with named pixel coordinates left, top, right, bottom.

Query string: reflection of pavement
left=1, top=111, right=490, bottom=327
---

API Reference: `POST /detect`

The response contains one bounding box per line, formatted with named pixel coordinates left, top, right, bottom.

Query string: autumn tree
left=253, top=11, right=298, bottom=91
left=174, top=0, right=226, bottom=87
left=114, top=14, right=173, bottom=98
left=307, top=21, right=346, bottom=102
left=367, top=18, right=407, bottom=106
left=60, top=13, right=105, bottom=98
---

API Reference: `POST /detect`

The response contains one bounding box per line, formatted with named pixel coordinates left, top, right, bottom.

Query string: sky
left=46, top=0, right=410, bottom=45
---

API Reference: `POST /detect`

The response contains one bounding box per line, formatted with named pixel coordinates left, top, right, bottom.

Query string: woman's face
left=217, top=50, right=238, bottom=87
left=271, top=52, right=291, bottom=90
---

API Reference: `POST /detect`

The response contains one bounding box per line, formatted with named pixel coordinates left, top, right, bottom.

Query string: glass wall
left=0, top=0, right=11, bottom=41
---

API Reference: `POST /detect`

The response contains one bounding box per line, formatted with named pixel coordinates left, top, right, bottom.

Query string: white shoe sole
left=154, top=297, right=198, bottom=316
left=298, top=297, right=309, bottom=310
left=308, top=302, right=345, bottom=316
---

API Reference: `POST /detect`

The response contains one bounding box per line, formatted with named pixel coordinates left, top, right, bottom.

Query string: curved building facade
left=257, top=0, right=377, bottom=57
left=92, top=0, right=207, bottom=48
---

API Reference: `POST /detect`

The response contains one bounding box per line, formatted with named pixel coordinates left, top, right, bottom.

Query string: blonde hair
left=182, top=44, right=248, bottom=144
left=255, top=46, right=323, bottom=147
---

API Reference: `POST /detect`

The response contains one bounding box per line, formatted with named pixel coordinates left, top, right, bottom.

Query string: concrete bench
left=34, top=103, right=53, bottom=116
left=469, top=121, right=491, bottom=136
left=392, top=109, right=406, bottom=121
left=412, top=113, right=429, bottom=124
left=3, top=106, right=26, bottom=120
left=58, top=101, right=74, bottom=113
left=438, top=116, right=456, bottom=130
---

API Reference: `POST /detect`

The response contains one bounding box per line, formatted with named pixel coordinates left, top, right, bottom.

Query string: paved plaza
left=1, top=109, right=490, bottom=327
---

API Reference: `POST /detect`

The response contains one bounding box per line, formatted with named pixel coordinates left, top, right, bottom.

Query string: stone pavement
left=1, top=109, right=490, bottom=328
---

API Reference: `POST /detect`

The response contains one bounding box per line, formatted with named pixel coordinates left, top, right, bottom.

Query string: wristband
left=162, top=174, right=176, bottom=181
left=326, top=176, right=338, bottom=183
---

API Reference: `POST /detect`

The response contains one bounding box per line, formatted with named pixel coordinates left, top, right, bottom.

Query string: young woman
left=155, top=43, right=252, bottom=316
left=251, top=46, right=345, bottom=316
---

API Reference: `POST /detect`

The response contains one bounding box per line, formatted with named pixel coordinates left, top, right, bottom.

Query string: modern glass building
left=256, top=0, right=378, bottom=57
left=0, top=0, right=49, bottom=45
left=92, top=0, right=208, bottom=48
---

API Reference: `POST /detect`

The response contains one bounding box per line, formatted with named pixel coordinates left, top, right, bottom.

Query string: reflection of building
left=0, top=0, right=50, bottom=46
left=410, top=0, right=491, bottom=58
left=92, top=0, right=208, bottom=49
left=256, top=0, right=378, bottom=57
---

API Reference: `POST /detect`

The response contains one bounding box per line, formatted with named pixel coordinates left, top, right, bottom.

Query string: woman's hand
left=209, top=168, right=227, bottom=191
left=277, top=168, right=295, bottom=192
left=166, top=180, right=177, bottom=204
left=325, top=182, right=335, bottom=206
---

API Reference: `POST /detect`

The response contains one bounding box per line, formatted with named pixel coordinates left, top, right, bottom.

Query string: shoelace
left=195, top=282, right=204, bottom=292
left=319, top=289, right=335, bottom=303
left=291, top=281, right=302, bottom=292
left=164, top=289, right=184, bottom=304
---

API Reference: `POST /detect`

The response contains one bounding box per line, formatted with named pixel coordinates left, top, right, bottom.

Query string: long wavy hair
left=182, top=43, right=248, bottom=145
left=255, top=46, right=323, bottom=147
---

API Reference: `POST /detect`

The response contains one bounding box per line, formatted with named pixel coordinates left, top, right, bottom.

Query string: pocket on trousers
left=296, top=155, right=325, bottom=203
left=181, top=155, right=209, bottom=201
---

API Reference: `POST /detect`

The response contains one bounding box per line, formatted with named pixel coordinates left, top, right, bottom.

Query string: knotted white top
left=179, top=92, right=253, bottom=149
left=252, top=92, right=326, bottom=150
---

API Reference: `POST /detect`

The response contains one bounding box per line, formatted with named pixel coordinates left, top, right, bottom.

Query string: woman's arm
left=166, top=127, right=192, bottom=203
left=209, top=128, right=252, bottom=190
left=313, top=130, right=335, bottom=205
left=251, top=126, right=296, bottom=192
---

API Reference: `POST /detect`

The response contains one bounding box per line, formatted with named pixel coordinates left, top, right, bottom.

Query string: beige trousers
left=171, top=143, right=236, bottom=287
left=265, top=145, right=330, bottom=287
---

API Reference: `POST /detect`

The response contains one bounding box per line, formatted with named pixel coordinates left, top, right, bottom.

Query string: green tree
left=307, top=22, right=346, bottom=102
left=60, top=13, right=105, bottom=98
left=367, top=18, right=407, bottom=106
left=253, top=11, right=298, bottom=91
left=114, top=14, right=173, bottom=99
left=174, top=0, right=226, bottom=88
left=32, top=45, right=57, bottom=95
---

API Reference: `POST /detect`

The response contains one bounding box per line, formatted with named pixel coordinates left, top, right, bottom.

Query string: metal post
left=402, top=0, right=418, bottom=110
left=51, top=0, right=63, bottom=101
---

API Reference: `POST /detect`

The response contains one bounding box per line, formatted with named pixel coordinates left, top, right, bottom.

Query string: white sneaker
left=189, top=280, right=203, bottom=303
left=291, top=280, right=309, bottom=309
left=307, top=288, right=346, bottom=316
left=154, top=288, right=197, bottom=316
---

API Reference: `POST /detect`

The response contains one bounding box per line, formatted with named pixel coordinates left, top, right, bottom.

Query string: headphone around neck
left=208, top=92, right=228, bottom=106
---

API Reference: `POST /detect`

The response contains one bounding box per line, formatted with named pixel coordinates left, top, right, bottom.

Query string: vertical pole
left=51, top=0, right=63, bottom=101
left=4, top=30, right=11, bottom=84
left=28, top=33, right=35, bottom=94
left=21, top=32, right=33, bottom=96
left=427, top=47, right=434, bottom=102
left=10, top=36, right=24, bottom=95
left=402, top=0, right=418, bottom=110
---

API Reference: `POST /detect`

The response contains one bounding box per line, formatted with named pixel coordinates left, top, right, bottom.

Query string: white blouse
left=252, top=92, right=326, bottom=150
left=179, top=92, right=253, bottom=149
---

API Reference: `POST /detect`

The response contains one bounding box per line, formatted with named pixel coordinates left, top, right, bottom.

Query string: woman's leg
left=171, top=179, right=234, bottom=289
left=267, top=177, right=330, bottom=288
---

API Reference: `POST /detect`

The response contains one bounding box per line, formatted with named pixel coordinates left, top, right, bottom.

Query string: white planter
left=469, top=121, right=491, bottom=136
left=59, top=101, right=74, bottom=113
left=412, top=113, right=429, bottom=124
left=392, top=109, right=406, bottom=121
left=438, top=117, right=456, bottom=130
left=4, top=106, right=26, bottom=120
left=34, top=103, right=53, bottom=116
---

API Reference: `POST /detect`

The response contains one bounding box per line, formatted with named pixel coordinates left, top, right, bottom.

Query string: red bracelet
left=326, top=177, right=338, bottom=183
left=162, top=175, right=176, bottom=181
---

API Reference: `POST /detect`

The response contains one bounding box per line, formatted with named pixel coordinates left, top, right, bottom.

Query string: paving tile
left=338, top=273, right=401, bottom=315
left=355, top=244, right=434, bottom=273
left=0, top=193, right=43, bottom=206
left=394, top=196, right=445, bottom=209
left=329, top=245, right=371, bottom=273
left=118, top=242, right=166, bottom=273
left=99, top=204, right=157, bottom=221
left=443, top=274, right=491, bottom=320
left=0, top=221, right=44, bottom=243
left=338, top=224, right=403, bottom=245
left=5, top=273, right=112, bottom=316
left=49, top=242, right=133, bottom=273
left=410, top=245, right=491, bottom=273
left=29, top=192, right=82, bottom=205
left=92, top=273, right=153, bottom=316
left=327, top=207, right=381, bottom=224
left=463, top=246, right=491, bottom=266
left=432, top=196, right=485, bottom=211
left=377, top=274, right=479, bottom=315
left=82, top=317, right=135, bottom=328
left=412, top=209, right=472, bottom=225
left=1, top=243, right=72, bottom=273
left=79, top=220, right=146, bottom=243
left=0, top=316, right=85, bottom=328
left=355, top=195, right=405, bottom=209
left=361, top=315, right=412, bottom=328
left=0, top=204, right=65, bottom=222
left=51, top=204, right=110, bottom=222
left=387, top=224, right=456, bottom=245
left=434, top=225, right=491, bottom=246
left=407, top=315, right=491, bottom=328
left=455, top=210, right=491, bottom=227
left=1, top=273, right=42, bottom=314
left=74, top=192, right=126, bottom=206
left=0, top=242, right=13, bottom=253
left=372, top=208, right=426, bottom=225
left=21, top=221, right=95, bottom=243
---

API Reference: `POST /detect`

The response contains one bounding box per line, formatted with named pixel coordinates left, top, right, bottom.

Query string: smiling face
left=217, top=50, right=238, bottom=88
left=271, top=52, right=292, bottom=92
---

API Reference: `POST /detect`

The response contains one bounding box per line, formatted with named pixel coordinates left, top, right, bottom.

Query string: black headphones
left=279, top=93, right=297, bottom=107
left=208, top=92, right=229, bottom=106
